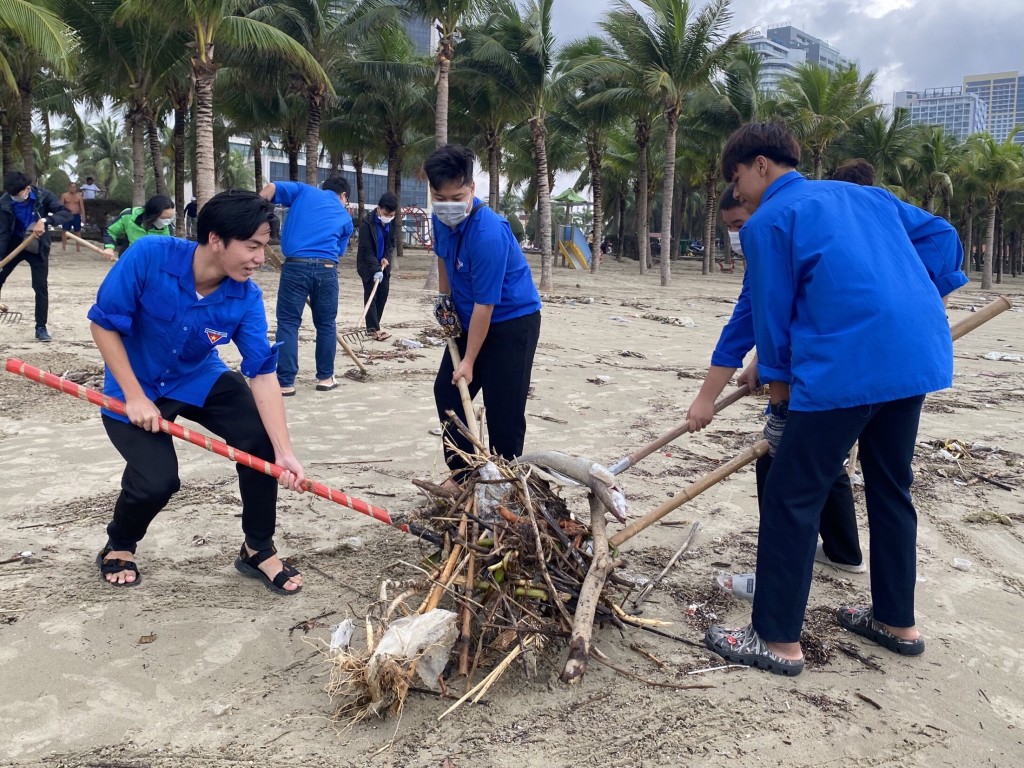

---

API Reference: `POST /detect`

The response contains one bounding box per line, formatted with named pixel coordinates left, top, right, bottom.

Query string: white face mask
left=728, top=230, right=743, bottom=256
left=155, top=217, right=173, bottom=229
left=13, top=191, right=29, bottom=203
left=434, top=201, right=470, bottom=228
left=378, top=214, right=394, bottom=225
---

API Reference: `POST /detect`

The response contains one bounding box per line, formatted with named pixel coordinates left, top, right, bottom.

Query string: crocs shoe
left=715, top=572, right=756, bottom=601
left=815, top=540, right=866, bottom=573
left=836, top=606, right=924, bottom=656
left=705, top=623, right=805, bottom=676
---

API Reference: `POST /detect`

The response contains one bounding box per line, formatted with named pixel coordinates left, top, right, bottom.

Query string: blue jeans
left=275, top=258, right=339, bottom=386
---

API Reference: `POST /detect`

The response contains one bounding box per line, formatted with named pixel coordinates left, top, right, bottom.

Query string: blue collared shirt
left=274, top=181, right=353, bottom=261
left=432, top=199, right=542, bottom=329
left=11, top=190, right=36, bottom=239
left=87, top=237, right=278, bottom=422
left=375, top=214, right=390, bottom=263
left=738, top=171, right=967, bottom=411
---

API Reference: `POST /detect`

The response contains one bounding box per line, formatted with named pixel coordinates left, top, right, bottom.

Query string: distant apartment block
left=893, top=87, right=988, bottom=141
left=746, top=24, right=849, bottom=92
left=963, top=71, right=1024, bottom=144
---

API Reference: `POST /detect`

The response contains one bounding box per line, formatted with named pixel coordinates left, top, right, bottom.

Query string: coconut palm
left=76, top=117, right=133, bottom=197
left=966, top=131, right=1024, bottom=289
left=599, top=0, right=741, bottom=285
left=778, top=62, right=878, bottom=180
left=116, top=0, right=331, bottom=208
left=844, top=107, right=916, bottom=190
left=906, top=126, right=967, bottom=218
left=461, top=0, right=558, bottom=291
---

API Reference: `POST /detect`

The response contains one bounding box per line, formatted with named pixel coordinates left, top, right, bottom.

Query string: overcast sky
left=549, top=0, right=1022, bottom=105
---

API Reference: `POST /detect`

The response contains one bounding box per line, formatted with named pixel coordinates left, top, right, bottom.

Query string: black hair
left=86, top=176, right=94, bottom=182
left=197, top=189, right=275, bottom=245
left=831, top=158, right=875, bottom=187
left=322, top=176, right=350, bottom=198
left=721, top=122, right=801, bottom=182
left=3, top=171, right=32, bottom=196
left=136, top=195, right=175, bottom=228
left=377, top=191, right=398, bottom=212
left=719, top=183, right=742, bottom=211
left=423, top=144, right=475, bottom=190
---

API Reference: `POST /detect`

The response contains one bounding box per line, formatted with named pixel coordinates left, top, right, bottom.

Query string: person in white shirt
left=80, top=176, right=102, bottom=200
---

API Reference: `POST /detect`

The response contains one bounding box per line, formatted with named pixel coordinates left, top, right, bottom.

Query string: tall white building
left=745, top=24, right=849, bottom=92
left=893, top=87, right=988, bottom=141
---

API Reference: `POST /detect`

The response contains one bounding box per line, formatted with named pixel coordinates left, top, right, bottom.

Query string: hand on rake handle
left=275, top=451, right=307, bottom=492
left=452, top=357, right=474, bottom=387
left=125, top=395, right=162, bottom=433
left=373, top=270, right=384, bottom=282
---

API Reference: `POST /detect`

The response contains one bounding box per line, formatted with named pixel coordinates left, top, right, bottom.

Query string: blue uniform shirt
left=739, top=171, right=967, bottom=411
left=87, top=237, right=278, bottom=422
left=432, top=199, right=542, bottom=329
left=375, top=215, right=390, bottom=263
left=11, top=190, right=36, bottom=239
left=274, top=181, right=353, bottom=261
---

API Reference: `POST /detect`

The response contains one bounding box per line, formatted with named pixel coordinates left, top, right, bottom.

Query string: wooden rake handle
left=0, top=233, right=38, bottom=271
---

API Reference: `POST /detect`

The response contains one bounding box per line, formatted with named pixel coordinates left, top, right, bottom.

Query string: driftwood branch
left=515, top=450, right=627, bottom=522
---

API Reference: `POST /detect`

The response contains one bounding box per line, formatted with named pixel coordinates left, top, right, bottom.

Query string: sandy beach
left=1, top=245, right=1022, bottom=767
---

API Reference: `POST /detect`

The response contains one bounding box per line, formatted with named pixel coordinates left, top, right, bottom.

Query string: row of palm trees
left=2, top=0, right=1022, bottom=292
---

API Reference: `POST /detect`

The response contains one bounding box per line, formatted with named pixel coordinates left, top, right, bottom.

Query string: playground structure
left=557, top=225, right=592, bottom=271
left=402, top=206, right=432, bottom=248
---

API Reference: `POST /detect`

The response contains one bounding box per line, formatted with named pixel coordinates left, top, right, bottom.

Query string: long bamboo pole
left=62, top=231, right=109, bottom=258
left=4, top=358, right=438, bottom=544
left=0, top=234, right=37, bottom=270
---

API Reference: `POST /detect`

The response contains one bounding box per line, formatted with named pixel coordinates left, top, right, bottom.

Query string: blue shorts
left=62, top=214, right=82, bottom=232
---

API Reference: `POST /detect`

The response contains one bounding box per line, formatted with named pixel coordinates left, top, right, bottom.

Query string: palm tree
left=600, top=0, right=740, bottom=285
left=77, top=117, right=133, bottom=198
left=463, top=0, right=558, bottom=291
left=844, top=107, right=916, bottom=190
left=906, top=126, right=966, bottom=217
left=116, top=0, right=331, bottom=208
left=778, top=62, right=878, bottom=180
left=966, top=131, right=1024, bottom=289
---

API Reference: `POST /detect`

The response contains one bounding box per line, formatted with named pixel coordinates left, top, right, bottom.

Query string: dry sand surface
left=1, top=244, right=1023, bottom=768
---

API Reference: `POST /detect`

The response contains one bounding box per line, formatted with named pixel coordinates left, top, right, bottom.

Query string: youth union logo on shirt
left=205, top=328, right=228, bottom=344
left=456, top=258, right=464, bottom=271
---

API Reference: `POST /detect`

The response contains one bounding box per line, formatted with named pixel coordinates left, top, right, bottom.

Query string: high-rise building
left=893, top=87, right=988, bottom=141
left=962, top=71, right=1024, bottom=144
left=745, top=24, right=849, bottom=92
left=405, top=15, right=434, bottom=56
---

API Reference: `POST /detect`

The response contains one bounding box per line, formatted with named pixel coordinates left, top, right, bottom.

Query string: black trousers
left=752, top=395, right=925, bottom=642
left=0, top=247, right=48, bottom=328
left=102, top=372, right=279, bottom=553
left=755, top=455, right=862, bottom=566
left=361, top=272, right=390, bottom=332
left=434, top=311, right=541, bottom=473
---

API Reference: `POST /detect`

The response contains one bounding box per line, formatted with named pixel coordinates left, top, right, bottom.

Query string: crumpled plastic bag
left=368, top=609, right=458, bottom=692
left=475, top=461, right=514, bottom=525
left=329, top=619, right=355, bottom=656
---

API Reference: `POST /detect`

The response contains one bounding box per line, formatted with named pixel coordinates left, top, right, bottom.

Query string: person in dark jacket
left=355, top=191, right=397, bottom=341
left=0, top=170, right=73, bottom=341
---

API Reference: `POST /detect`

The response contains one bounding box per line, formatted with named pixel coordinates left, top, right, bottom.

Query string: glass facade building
left=963, top=71, right=1024, bottom=144
left=746, top=25, right=848, bottom=93
left=893, top=87, right=988, bottom=141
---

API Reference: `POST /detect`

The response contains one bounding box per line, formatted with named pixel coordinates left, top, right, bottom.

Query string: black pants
left=362, top=272, right=390, bottom=332
left=755, top=455, right=862, bottom=566
left=752, top=395, right=925, bottom=642
left=434, top=311, right=541, bottom=473
left=0, top=247, right=48, bottom=328
left=102, top=372, right=279, bottom=552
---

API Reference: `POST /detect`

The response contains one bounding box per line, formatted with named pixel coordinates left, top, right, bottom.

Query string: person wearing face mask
left=0, top=170, right=74, bottom=342
left=355, top=191, right=398, bottom=341
left=104, top=195, right=176, bottom=260
left=425, top=144, right=542, bottom=480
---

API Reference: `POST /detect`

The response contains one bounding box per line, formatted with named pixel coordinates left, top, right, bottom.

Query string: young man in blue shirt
left=355, top=191, right=397, bottom=341
left=259, top=176, right=354, bottom=395
left=88, top=190, right=307, bottom=595
left=704, top=122, right=967, bottom=676
left=0, top=170, right=73, bottom=341
left=425, top=144, right=542, bottom=476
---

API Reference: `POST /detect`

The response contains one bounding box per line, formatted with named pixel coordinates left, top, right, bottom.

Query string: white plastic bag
left=368, top=609, right=458, bottom=691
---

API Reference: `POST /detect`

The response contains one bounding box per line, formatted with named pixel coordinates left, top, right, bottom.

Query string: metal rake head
left=341, top=327, right=369, bottom=351
left=0, top=306, right=23, bottom=325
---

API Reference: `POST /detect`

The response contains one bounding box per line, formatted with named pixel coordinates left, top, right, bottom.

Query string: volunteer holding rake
left=88, top=190, right=307, bottom=595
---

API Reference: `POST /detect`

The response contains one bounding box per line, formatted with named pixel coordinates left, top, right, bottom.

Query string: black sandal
left=233, top=544, right=302, bottom=596
left=96, top=546, right=142, bottom=587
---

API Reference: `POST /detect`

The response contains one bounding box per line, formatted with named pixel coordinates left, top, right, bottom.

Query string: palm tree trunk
left=285, top=131, right=300, bottom=181
left=962, top=202, right=973, bottom=273
left=702, top=177, right=718, bottom=276
left=18, top=82, right=34, bottom=179
left=812, top=147, right=823, bottom=180
left=252, top=136, right=264, bottom=191
left=635, top=130, right=650, bottom=274
left=1, top=109, right=14, bottom=175
left=529, top=115, right=553, bottom=292
left=173, top=104, right=186, bottom=231
left=129, top=110, right=146, bottom=206
left=146, top=111, right=168, bottom=197
left=194, top=62, right=217, bottom=209
left=328, top=149, right=341, bottom=177
left=588, top=139, right=602, bottom=274
left=305, top=94, right=322, bottom=186
left=435, top=47, right=451, bottom=147
left=353, top=154, right=365, bottom=224
left=659, top=111, right=678, bottom=286
left=487, top=132, right=501, bottom=209
left=994, top=204, right=1003, bottom=284
left=981, top=196, right=995, bottom=290
left=615, top=191, right=624, bottom=261
left=393, top=161, right=403, bottom=268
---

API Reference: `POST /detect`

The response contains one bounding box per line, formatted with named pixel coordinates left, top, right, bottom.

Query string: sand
left=1, top=244, right=1022, bottom=767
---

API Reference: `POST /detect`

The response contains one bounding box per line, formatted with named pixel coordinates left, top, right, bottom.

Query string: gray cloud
left=550, top=0, right=1022, bottom=104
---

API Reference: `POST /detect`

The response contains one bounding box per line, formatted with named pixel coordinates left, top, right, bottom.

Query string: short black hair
left=721, top=122, right=801, bottom=182
left=377, top=191, right=398, bottom=212
left=197, top=190, right=275, bottom=245
left=831, top=158, right=875, bottom=187
left=322, top=176, right=350, bottom=197
left=86, top=176, right=94, bottom=182
left=423, top=144, right=475, bottom=190
left=136, top=195, right=175, bottom=227
left=719, top=183, right=742, bottom=211
left=3, top=171, right=32, bottom=196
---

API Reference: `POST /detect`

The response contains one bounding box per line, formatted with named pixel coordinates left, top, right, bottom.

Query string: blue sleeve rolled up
left=88, top=244, right=148, bottom=334
left=893, top=195, right=968, bottom=296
